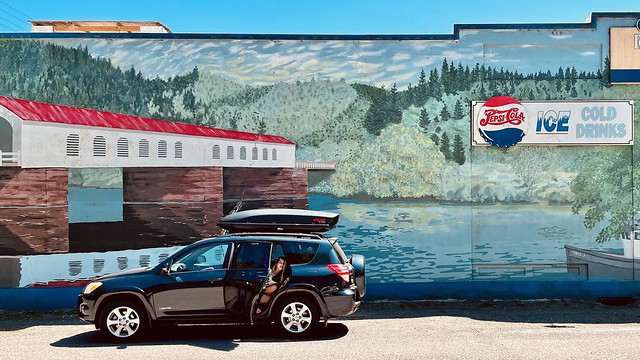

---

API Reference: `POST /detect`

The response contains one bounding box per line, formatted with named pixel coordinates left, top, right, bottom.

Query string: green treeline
left=353, top=58, right=605, bottom=138
left=0, top=40, right=199, bottom=123
left=0, top=40, right=605, bottom=136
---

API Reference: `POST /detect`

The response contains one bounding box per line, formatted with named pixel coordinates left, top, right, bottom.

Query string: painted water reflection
left=310, top=195, right=617, bottom=283
left=1, top=193, right=625, bottom=288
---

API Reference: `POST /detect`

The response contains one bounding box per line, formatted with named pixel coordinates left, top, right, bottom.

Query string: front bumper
left=78, top=294, right=98, bottom=323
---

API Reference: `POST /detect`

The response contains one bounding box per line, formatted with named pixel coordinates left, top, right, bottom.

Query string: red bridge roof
left=0, top=96, right=294, bottom=145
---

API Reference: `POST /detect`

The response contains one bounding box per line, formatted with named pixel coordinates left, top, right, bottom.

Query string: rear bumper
left=323, top=287, right=360, bottom=317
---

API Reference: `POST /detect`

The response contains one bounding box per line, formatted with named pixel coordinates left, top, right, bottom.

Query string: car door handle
left=209, top=277, right=223, bottom=283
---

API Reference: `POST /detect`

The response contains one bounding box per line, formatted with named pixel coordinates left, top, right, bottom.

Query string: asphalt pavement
left=2, top=299, right=640, bottom=360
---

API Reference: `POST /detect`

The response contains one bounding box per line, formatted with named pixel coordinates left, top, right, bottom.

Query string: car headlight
left=83, top=282, right=103, bottom=294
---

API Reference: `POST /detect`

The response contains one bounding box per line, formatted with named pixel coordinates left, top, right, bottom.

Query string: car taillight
left=327, top=264, right=350, bottom=283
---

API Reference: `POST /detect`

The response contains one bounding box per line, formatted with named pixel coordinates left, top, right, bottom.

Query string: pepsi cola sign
left=477, top=96, right=528, bottom=148
left=472, top=97, right=634, bottom=147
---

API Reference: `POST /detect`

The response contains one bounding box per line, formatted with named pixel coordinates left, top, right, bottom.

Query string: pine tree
left=440, top=132, right=451, bottom=160
left=430, top=133, right=440, bottom=146
left=364, top=88, right=386, bottom=135
left=254, top=112, right=267, bottom=134
left=570, top=84, right=578, bottom=98
left=418, top=69, right=427, bottom=104
left=419, top=108, right=430, bottom=129
left=230, top=110, right=239, bottom=130
left=453, top=99, right=464, bottom=119
left=428, top=68, right=442, bottom=99
left=479, top=83, right=487, bottom=99
left=439, top=105, right=451, bottom=122
left=441, top=58, right=451, bottom=94
left=602, top=56, right=611, bottom=88
left=385, top=84, right=403, bottom=125
left=452, top=134, right=466, bottom=165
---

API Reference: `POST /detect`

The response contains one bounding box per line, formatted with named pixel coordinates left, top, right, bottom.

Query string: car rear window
left=284, top=241, right=319, bottom=264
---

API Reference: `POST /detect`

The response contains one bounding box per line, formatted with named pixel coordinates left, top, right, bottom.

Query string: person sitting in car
left=255, top=257, right=286, bottom=314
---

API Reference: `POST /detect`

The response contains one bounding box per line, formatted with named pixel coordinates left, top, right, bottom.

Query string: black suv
left=78, top=209, right=366, bottom=341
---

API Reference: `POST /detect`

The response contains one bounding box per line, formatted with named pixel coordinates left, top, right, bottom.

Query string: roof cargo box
left=218, top=209, right=339, bottom=233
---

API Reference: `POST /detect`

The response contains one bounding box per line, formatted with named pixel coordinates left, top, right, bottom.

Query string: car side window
left=170, top=242, right=231, bottom=272
left=233, top=242, right=271, bottom=269
left=283, top=241, right=319, bottom=264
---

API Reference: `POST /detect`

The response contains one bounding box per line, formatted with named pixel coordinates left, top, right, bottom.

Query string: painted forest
left=0, top=39, right=638, bottom=242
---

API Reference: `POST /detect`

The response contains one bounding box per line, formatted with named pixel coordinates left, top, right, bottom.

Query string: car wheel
left=99, top=300, right=148, bottom=342
left=274, top=296, right=318, bottom=337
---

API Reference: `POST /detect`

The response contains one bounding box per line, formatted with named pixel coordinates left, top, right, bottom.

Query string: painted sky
left=0, top=0, right=638, bottom=34
left=49, top=23, right=610, bottom=90
left=2, top=0, right=637, bottom=88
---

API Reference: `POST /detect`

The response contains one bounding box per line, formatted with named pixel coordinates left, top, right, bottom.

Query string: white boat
left=565, top=226, right=640, bottom=280
left=620, top=228, right=640, bottom=258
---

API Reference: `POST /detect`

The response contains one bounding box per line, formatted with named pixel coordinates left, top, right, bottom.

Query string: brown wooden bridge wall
left=0, top=168, right=68, bottom=255
left=122, top=167, right=225, bottom=246
left=0, top=166, right=309, bottom=255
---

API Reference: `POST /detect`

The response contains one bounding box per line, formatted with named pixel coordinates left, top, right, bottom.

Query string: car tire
left=99, top=300, right=148, bottom=342
left=273, top=295, right=319, bottom=337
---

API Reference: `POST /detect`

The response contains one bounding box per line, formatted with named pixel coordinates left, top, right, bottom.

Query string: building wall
left=1, top=13, right=640, bottom=309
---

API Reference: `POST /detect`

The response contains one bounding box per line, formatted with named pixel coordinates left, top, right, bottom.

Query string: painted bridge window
left=66, top=134, right=80, bottom=157
left=93, top=136, right=107, bottom=157
left=227, top=145, right=234, bottom=159
left=117, top=137, right=129, bottom=157
left=175, top=141, right=183, bottom=158
left=262, top=148, right=268, bottom=160
left=139, top=139, right=150, bottom=157
left=272, top=149, right=277, bottom=161
left=158, top=140, right=168, bottom=158
left=212, top=145, right=221, bottom=159
left=240, top=146, right=247, bottom=160
left=252, top=146, right=258, bottom=160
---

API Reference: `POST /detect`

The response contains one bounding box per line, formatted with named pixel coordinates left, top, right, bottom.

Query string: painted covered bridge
left=0, top=97, right=308, bottom=256
left=0, top=96, right=295, bottom=168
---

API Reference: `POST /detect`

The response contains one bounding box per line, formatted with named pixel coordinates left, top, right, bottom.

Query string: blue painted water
left=310, top=195, right=616, bottom=283
left=60, top=190, right=618, bottom=284
left=68, top=187, right=123, bottom=223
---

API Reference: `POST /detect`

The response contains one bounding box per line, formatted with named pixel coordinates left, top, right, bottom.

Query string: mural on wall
left=0, top=13, right=639, bottom=294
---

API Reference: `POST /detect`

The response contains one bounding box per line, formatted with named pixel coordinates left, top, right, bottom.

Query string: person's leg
left=264, top=284, right=278, bottom=296
left=256, top=285, right=278, bottom=314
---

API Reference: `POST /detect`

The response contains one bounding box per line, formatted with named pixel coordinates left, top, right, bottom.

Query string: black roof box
left=218, top=209, right=339, bottom=233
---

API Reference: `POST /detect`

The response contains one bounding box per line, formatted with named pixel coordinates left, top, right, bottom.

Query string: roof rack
left=218, top=208, right=339, bottom=233
left=223, top=232, right=325, bottom=240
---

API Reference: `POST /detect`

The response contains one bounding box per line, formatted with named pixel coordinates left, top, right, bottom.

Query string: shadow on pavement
left=50, top=323, right=349, bottom=350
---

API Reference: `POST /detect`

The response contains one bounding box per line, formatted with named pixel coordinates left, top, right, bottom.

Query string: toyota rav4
left=78, top=209, right=366, bottom=341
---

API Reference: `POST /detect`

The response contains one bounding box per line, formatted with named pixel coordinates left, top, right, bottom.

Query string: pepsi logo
left=478, top=96, right=528, bottom=148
